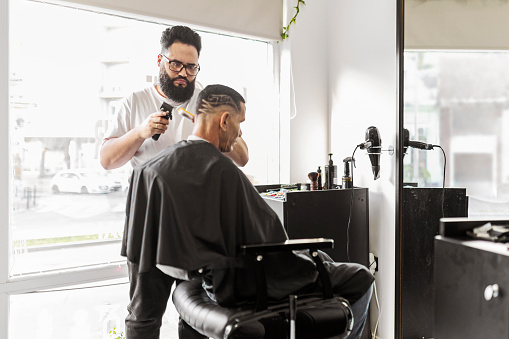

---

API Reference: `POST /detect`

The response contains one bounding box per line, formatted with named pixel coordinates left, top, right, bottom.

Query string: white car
left=50, top=169, right=123, bottom=194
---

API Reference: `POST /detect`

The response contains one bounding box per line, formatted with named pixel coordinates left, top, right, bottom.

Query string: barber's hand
left=137, top=111, right=170, bottom=139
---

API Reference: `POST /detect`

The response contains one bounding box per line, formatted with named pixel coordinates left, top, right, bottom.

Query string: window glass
left=404, top=51, right=509, bottom=216
left=9, top=0, right=277, bottom=276
left=9, top=280, right=179, bottom=338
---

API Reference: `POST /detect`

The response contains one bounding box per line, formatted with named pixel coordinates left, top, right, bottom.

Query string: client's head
left=193, top=84, right=246, bottom=153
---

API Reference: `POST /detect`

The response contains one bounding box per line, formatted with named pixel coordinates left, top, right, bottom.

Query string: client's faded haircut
left=196, top=84, right=245, bottom=116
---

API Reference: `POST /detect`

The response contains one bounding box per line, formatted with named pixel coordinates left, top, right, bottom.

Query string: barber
left=100, top=25, right=248, bottom=170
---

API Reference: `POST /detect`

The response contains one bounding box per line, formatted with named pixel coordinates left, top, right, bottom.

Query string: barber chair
left=172, top=238, right=354, bottom=339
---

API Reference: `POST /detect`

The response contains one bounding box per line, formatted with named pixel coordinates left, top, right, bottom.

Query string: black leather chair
left=172, top=238, right=354, bottom=339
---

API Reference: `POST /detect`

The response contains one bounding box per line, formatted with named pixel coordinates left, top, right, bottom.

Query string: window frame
left=1, top=0, right=283, bottom=337
left=1, top=0, right=10, bottom=336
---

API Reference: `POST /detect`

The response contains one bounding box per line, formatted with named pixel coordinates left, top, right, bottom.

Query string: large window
left=404, top=51, right=509, bottom=216
left=5, top=0, right=278, bottom=336
left=9, top=0, right=277, bottom=275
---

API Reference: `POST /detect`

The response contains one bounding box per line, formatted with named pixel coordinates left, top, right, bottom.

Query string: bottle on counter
left=324, top=153, right=338, bottom=190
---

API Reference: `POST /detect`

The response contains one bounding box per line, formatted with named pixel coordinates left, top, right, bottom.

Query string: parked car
left=50, top=169, right=123, bottom=194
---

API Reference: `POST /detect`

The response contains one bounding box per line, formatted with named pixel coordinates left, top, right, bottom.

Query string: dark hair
left=197, top=85, right=245, bottom=115
left=160, top=26, right=202, bottom=56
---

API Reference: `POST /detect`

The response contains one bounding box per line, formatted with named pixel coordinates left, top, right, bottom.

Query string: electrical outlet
left=369, top=252, right=378, bottom=275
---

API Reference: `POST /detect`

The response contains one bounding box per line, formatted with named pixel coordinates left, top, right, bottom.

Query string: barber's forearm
left=100, top=130, right=145, bottom=169
left=225, top=137, right=249, bottom=167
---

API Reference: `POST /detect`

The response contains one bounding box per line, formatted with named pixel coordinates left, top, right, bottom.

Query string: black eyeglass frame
left=161, top=54, right=200, bottom=76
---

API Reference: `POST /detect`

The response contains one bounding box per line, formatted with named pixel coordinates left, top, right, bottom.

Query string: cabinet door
left=435, top=239, right=509, bottom=339
left=479, top=249, right=509, bottom=337
left=285, top=189, right=369, bottom=266
left=435, top=239, right=485, bottom=339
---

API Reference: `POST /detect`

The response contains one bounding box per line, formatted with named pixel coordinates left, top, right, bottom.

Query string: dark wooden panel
left=401, top=188, right=468, bottom=339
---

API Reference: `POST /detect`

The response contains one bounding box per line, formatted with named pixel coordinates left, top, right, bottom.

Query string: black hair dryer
left=365, top=126, right=381, bottom=180
left=403, top=128, right=434, bottom=157
left=358, top=126, right=394, bottom=180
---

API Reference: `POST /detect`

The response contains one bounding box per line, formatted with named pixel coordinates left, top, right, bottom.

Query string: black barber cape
left=122, top=140, right=372, bottom=306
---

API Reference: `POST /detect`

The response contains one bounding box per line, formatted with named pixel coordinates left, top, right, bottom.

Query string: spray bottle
left=342, top=157, right=353, bottom=189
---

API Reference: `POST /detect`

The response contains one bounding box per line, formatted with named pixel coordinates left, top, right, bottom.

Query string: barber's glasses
left=161, top=54, right=200, bottom=76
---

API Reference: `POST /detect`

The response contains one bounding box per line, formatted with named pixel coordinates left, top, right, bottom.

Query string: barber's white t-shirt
left=103, top=84, right=201, bottom=168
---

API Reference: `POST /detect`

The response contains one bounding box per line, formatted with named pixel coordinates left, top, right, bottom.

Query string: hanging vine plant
left=280, top=0, right=306, bottom=40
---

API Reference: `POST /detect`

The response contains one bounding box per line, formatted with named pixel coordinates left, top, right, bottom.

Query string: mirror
left=398, top=1, right=509, bottom=338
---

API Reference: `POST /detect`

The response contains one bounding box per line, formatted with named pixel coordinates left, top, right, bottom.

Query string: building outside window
left=404, top=51, right=509, bottom=216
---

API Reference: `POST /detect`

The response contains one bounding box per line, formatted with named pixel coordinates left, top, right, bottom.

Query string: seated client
left=121, top=84, right=374, bottom=339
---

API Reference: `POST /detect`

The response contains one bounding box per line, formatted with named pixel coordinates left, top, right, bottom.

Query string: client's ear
left=219, top=111, right=230, bottom=131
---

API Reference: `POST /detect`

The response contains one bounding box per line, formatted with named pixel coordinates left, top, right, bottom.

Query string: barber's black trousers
left=125, top=261, right=205, bottom=339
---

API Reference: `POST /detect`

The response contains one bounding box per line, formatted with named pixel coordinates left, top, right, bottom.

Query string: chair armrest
left=239, top=238, right=334, bottom=255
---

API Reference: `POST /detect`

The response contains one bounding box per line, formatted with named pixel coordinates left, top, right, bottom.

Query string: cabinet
left=400, top=187, right=468, bottom=338
left=256, top=186, right=369, bottom=267
left=435, top=232, right=509, bottom=339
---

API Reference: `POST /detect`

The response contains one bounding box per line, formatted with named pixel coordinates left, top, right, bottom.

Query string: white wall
left=288, top=1, right=398, bottom=338
left=328, top=2, right=398, bottom=338
left=284, top=0, right=330, bottom=183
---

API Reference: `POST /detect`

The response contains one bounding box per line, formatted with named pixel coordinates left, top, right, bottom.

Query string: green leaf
left=280, top=0, right=307, bottom=41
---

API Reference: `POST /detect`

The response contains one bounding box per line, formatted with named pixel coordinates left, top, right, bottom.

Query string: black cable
left=433, top=145, right=447, bottom=218
left=346, top=145, right=360, bottom=263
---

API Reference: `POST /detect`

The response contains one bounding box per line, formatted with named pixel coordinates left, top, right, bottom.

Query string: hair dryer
left=403, top=128, right=433, bottom=155
left=363, top=126, right=381, bottom=180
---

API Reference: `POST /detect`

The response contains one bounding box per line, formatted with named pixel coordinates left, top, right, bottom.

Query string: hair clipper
left=152, top=102, right=173, bottom=141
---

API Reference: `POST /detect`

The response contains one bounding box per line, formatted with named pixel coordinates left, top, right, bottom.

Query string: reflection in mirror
left=399, top=2, right=509, bottom=338
left=401, top=50, right=509, bottom=338
left=404, top=51, right=509, bottom=216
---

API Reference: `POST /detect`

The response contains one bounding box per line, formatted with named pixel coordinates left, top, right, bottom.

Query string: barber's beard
left=159, top=70, right=196, bottom=104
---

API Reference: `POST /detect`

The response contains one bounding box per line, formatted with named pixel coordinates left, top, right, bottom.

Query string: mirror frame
left=395, top=0, right=405, bottom=338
